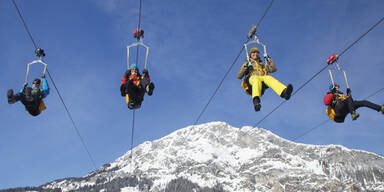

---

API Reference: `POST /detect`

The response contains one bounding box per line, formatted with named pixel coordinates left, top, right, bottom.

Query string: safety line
left=10, top=0, right=38, bottom=49
left=46, top=69, right=97, bottom=169
left=292, top=87, right=384, bottom=141
left=253, top=15, right=384, bottom=128
left=11, top=0, right=97, bottom=170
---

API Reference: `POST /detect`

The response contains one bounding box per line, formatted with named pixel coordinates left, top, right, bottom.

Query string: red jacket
left=121, top=73, right=150, bottom=86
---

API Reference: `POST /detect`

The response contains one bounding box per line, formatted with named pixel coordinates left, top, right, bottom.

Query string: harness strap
left=250, top=58, right=267, bottom=75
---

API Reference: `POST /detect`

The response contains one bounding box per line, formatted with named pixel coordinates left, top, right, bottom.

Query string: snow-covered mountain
left=3, top=122, right=384, bottom=192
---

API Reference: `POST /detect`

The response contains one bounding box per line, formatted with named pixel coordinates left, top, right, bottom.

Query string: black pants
left=124, top=79, right=150, bottom=109
left=333, top=96, right=381, bottom=122
left=15, top=91, right=41, bottom=116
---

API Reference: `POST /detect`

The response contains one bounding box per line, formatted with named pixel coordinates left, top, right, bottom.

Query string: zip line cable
left=192, top=0, right=275, bottom=127
left=255, top=0, right=275, bottom=30
left=338, top=15, right=384, bottom=58
left=254, top=15, right=384, bottom=128
left=129, top=0, right=144, bottom=163
left=292, top=87, right=384, bottom=141
left=292, top=119, right=329, bottom=141
left=365, top=87, right=384, bottom=100
left=11, top=0, right=97, bottom=170
left=254, top=64, right=329, bottom=127
left=130, top=110, right=136, bottom=160
left=192, top=45, right=247, bottom=126
left=46, top=69, right=97, bottom=169
left=137, top=0, right=143, bottom=30
left=10, top=0, right=38, bottom=49
left=134, top=0, right=142, bottom=71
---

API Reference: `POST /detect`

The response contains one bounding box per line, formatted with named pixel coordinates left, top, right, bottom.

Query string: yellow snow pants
left=249, top=75, right=287, bottom=98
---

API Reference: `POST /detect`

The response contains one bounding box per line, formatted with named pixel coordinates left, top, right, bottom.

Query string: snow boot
left=351, top=112, right=360, bottom=121
left=7, top=89, right=17, bottom=104
left=280, top=84, right=293, bottom=100
left=253, top=97, right=261, bottom=112
left=146, top=82, right=154, bottom=96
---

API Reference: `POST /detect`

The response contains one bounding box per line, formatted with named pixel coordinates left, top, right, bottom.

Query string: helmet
left=33, top=78, right=41, bottom=85
left=249, top=47, right=260, bottom=54
left=129, top=64, right=139, bottom=71
left=329, top=83, right=339, bottom=91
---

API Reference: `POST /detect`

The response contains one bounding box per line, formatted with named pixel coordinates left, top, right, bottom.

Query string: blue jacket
left=19, top=78, right=50, bottom=99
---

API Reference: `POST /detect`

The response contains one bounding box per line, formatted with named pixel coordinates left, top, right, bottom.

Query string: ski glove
left=346, top=88, right=351, bottom=96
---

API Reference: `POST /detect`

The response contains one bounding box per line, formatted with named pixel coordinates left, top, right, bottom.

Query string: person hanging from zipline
left=237, top=47, right=293, bottom=111
left=7, top=48, right=50, bottom=116
left=7, top=75, right=50, bottom=116
left=120, top=64, right=154, bottom=109
left=324, top=54, right=383, bottom=122
left=324, top=84, right=384, bottom=123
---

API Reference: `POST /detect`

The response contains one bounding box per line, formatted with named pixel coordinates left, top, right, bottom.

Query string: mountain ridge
left=2, top=121, right=384, bottom=192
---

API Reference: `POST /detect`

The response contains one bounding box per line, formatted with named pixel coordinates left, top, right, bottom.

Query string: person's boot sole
left=7, top=89, right=15, bottom=104
left=284, top=84, right=293, bottom=100
left=7, top=89, right=13, bottom=99
left=147, top=83, right=154, bottom=96
left=254, top=104, right=261, bottom=112
left=352, top=113, right=360, bottom=120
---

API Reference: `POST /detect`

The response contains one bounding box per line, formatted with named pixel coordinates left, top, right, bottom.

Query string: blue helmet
left=129, top=64, right=139, bottom=71
left=329, top=83, right=339, bottom=91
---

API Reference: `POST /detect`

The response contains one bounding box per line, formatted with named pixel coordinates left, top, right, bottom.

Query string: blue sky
left=1, top=0, right=383, bottom=189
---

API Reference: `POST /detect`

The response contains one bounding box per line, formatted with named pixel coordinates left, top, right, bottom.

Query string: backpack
left=326, top=106, right=335, bottom=121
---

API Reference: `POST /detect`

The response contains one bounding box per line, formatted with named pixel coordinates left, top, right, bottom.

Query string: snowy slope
left=5, top=122, right=384, bottom=192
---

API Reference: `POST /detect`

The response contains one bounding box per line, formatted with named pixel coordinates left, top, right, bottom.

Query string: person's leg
left=120, top=83, right=127, bottom=96
left=249, top=76, right=262, bottom=99
left=127, top=83, right=142, bottom=109
left=26, top=106, right=41, bottom=116
left=353, top=100, right=381, bottom=112
left=343, top=97, right=359, bottom=120
left=7, top=89, right=19, bottom=104
left=146, top=82, right=154, bottom=96
left=125, top=82, right=136, bottom=96
left=345, top=97, right=355, bottom=113
left=140, top=78, right=154, bottom=96
left=262, top=75, right=291, bottom=99
left=249, top=76, right=262, bottom=111
left=24, top=87, right=33, bottom=102
left=252, top=96, right=261, bottom=111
